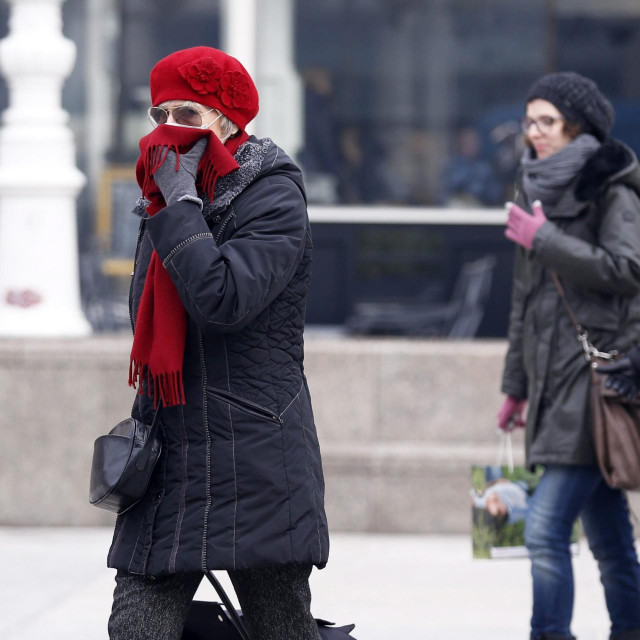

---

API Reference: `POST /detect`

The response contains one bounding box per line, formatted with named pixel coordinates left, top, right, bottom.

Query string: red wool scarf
left=130, top=125, right=248, bottom=407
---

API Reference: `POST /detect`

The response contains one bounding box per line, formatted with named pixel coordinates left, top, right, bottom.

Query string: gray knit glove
left=153, top=138, right=207, bottom=210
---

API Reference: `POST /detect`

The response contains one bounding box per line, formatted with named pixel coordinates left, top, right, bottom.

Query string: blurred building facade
left=0, top=0, right=637, bottom=334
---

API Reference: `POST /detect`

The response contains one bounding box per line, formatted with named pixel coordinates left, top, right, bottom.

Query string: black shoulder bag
left=89, top=403, right=163, bottom=514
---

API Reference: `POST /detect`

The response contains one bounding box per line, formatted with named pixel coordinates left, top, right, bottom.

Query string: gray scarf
left=521, top=134, right=600, bottom=207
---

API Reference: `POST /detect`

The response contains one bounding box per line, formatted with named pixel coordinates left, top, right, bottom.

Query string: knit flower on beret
left=178, top=57, right=223, bottom=95
left=220, top=71, right=253, bottom=109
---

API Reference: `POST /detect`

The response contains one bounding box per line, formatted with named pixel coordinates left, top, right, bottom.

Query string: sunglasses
left=148, top=105, right=217, bottom=129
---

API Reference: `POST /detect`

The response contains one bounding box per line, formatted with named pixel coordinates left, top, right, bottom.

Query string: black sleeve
left=533, top=185, right=640, bottom=297
left=146, top=175, right=308, bottom=334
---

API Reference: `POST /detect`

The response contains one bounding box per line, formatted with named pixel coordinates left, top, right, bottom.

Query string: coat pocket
left=207, top=386, right=283, bottom=424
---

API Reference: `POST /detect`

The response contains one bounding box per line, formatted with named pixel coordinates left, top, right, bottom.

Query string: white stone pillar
left=222, top=0, right=302, bottom=156
left=0, top=0, right=90, bottom=336
left=222, top=0, right=257, bottom=81
left=85, top=0, right=116, bottom=206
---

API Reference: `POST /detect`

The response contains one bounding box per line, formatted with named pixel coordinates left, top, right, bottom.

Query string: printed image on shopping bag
left=471, top=465, right=580, bottom=559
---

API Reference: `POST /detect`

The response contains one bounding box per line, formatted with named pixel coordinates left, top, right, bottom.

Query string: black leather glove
left=596, top=353, right=640, bottom=400
left=152, top=138, right=208, bottom=209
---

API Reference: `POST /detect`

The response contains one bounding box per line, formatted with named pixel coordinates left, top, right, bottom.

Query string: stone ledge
left=0, top=334, right=540, bottom=533
left=322, top=445, right=640, bottom=534
left=0, top=335, right=130, bottom=365
left=322, top=440, right=525, bottom=469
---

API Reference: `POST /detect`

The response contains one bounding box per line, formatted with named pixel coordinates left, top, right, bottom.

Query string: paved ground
left=1, top=527, right=627, bottom=640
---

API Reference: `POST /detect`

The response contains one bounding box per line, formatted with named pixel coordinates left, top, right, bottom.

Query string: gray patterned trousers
left=108, top=564, right=321, bottom=640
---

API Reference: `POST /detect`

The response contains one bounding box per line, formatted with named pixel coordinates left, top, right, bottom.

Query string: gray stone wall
left=1, top=335, right=638, bottom=532
left=306, top=338, right=526, bottom=533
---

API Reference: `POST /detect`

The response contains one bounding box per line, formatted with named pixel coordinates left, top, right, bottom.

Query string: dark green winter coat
left=501, top=140, right=640, bottom=467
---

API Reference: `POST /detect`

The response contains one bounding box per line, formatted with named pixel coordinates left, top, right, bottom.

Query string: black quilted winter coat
left=107, top=137, right=329, bottom=577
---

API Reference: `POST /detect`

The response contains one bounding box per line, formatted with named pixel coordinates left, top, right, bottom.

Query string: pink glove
left=497, top=396, right=527, bottom=431
left=505, top=200, right=546, bottom=250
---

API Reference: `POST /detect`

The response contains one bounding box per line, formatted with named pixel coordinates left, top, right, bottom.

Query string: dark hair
left=563, top=120, right=582, bottom=139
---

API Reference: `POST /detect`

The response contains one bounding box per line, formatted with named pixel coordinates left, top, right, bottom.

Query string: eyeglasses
left=148, top=105, right=217, bottom=129
left=521, top=115, right=564, bottom=135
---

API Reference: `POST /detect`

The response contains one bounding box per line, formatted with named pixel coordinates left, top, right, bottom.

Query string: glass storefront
left=294, top=0, right=640, bottom=206
left=58, top=0, right=640, bottom=209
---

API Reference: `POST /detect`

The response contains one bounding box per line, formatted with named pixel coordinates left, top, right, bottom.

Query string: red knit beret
left=150, top=46, right=259, bottom=131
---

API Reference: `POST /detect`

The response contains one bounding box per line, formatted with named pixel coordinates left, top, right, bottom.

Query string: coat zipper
left=209, top=387, right=283, bottom=424
left=215, top=211, right=234, bottom=242
left=198, top=329, right=213, bottom=571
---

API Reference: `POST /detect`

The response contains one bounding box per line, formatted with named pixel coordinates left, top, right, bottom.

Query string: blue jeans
left=525, top=465, right=640, bottom=640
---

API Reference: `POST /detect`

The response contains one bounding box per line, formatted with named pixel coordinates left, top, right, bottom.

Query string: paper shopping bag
left=471, top=463, right=580, bottom=559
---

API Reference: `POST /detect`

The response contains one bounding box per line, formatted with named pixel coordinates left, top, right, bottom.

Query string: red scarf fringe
left=129, top=361, right=185, bottom=409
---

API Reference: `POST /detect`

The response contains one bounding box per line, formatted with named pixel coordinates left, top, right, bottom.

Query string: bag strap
left=135, top=402, right=163, bottom=472
left=551, top=272, right=617, bottom=363
left=551, top=273, right=581, bottom=331
left=205, top=571, right=251, bottom=640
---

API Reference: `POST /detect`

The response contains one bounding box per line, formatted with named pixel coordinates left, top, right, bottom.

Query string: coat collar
left=543, top=139, right=639, bottom=219
left=201, top=137, right=273, bottom=220
left=575, top=139, right=639, bottom=202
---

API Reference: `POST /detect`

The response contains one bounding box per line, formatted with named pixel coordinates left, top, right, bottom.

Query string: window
left=295, top=0, right=640, bottom=206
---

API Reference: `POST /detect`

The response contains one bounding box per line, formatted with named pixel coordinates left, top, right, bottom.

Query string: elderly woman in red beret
left=107, top=46, right=328, bottom=640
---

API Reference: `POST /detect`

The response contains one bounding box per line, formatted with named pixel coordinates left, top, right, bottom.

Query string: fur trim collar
left=202, top=137, right=273, bottom=219
left=575, top=139, right=636, bottom=201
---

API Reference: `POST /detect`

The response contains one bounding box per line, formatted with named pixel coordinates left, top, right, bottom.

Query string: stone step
left=321, top=440, right=525, bottom=534
left=322, top=442, right=640, bottom=535
left=305, top=337, right=510, bottom=444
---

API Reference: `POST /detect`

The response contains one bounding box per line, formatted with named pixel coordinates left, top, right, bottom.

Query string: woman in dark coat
left=498, top=72, right=640, bottom=640
left=107, top=46, right=328, bottom=640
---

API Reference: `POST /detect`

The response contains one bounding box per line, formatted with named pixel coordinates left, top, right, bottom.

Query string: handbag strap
left=551, top=273, right=582, bottom=331
left=551, top=272, right=617, bottom=363
left=205, top=571, right=251, bottom=640
left=135, top=402, right=163, bottom=471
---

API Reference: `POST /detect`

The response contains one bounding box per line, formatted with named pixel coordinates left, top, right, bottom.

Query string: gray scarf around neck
left=521, top=134, right=600, bottom=207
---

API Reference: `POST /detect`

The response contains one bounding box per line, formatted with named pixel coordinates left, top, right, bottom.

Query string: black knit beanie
left=526, top=71, right=614, bottom=142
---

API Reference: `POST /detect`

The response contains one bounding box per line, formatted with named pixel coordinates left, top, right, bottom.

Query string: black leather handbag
left=182, top=572, right=358, bottom=640
left=89, top=405, right=162, bottom=514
